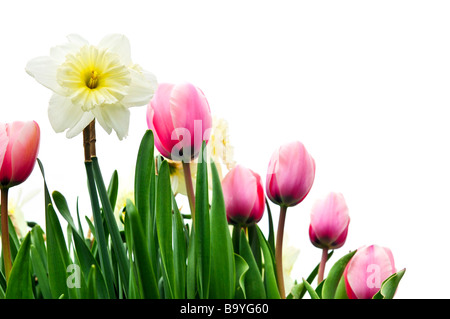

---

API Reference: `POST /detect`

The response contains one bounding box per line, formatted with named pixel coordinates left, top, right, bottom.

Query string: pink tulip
left=344, top=245, right=396, bottom=299
left=309, top=192, right=350, bottom=249
left=0, top=121, right=40, bottom=189
left=221, top=165, right=265, bottom=226
left=146, top=82, right=212, bottom=162
left=266, top=141, right=315, bottom=207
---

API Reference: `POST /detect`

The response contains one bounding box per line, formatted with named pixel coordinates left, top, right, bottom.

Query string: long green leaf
left=173, top=195, right=186, bottom=299
left=156, top=161, right=176, bottom=298
left=107, top=170, right=119, bottom=210
left=256, top=226, right=280, bottom=299
left=45, top=203, right=71, bottom=299
left=209, top=160, right=234, bottom=299
left=52, top=191, right=78, bottom=233
left=134, top=130, right=154, bottom=238
left=127, top=199, right=160, bottom=299
left=239, top=230, right=266, bottom=299
left=30, top=245, right=52, bottom=299
left=91, top=157, right=130, bottom=295
left=194, top=141, right=210, bottom=299
left=85, top=161, right=116, bottom=298
left=5, top=232, right=33, bottom=299
left=322, top=250, right=357, bottom=299
left=72, top=229, right=108, bottom=299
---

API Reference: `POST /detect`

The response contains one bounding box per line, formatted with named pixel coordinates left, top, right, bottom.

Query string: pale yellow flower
left=5, top=188, right=39, bottom=239
left=166, top=116, right=236, bottom=196
left=26, top=34, right=157, bottom=140
left=282, top=235, right=300, bottom=294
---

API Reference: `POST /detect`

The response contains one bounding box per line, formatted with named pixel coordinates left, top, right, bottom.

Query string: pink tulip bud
left=344, top=245, right=396, bottom=299
left=221, top=165, right=265, bottom=226
left=146, top=82, right=212, bottom=162
left=309, top=192, right=350, bottom=249
left=266, top=141, right=315, bottom=207
left=0, top=121, right=40, bottom=189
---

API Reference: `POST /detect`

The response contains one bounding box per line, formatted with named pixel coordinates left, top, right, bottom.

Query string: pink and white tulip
left=221, top=165, right=265, bottom=226
left=0, top=121, right=40, bottom=189
left=266, top=141, right=315, bottom=207
left=344, top=245, right=396, bottom=299
left=146, top=82, right=212, bottom=162
left=309, top=192, right=350, bottom=249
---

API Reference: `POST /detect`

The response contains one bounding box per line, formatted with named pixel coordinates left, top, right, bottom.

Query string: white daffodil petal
left=66, top=34, right=90, bottom=47
left=48, top=93, right=84, bottom=133
left=98, top=34, right=132, bottom=66
left=121, top=68, right=157, bottom=108
left=65, top=111, right=95, bottom=139
left=25, top=56, right=65, bottom=95
left=100, top=104, right=130, bottom=140
left=91, top=107, right=113, bottom=135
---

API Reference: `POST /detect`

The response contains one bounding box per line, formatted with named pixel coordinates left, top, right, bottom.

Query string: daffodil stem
left=83, top=120, right=97, bottom=162
left=1, top=188, right=12, bottom=282
left=182, top=162, right=195, bottom=224
left=318, top=248, right=329, bottom=284
left=275, top=205, right=287, bottom=299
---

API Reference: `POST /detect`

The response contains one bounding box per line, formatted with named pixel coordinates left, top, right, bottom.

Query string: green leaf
left=186, top=229, right=197, bottom=299
left=52, top=191, right=78, bottom=233
left=172, top=195, right=186, bottom=299
left=86, top=265, right=98, bottom=299
left=107, top=170, right=119, bottom=210
left=334, top=274, right=348, bottom=299
left=127, top=199, right=160, bottom=299
left=322, top=250, right=357, bottom=299
left=30, top=244, right=52, bottom=299
left=302, top=278, right=320, bottom=299
left=45, top=203, right=71, bottom=299
left=256, top=226, right=280, bottom=299
left=265, top=198, right=276, bottom=256
left=155, top=160, right=176, bottom=298
left=71, top=229, right=108, bottom=299
left=84, top=161, right=116, bottom=298
left=5, top=232, right=33, bottom=299
left=234, top=254, right=249, bottom=299
left=134, top=130, right=154, bottom=239
left=209, top=160, right=235, bottom=299
left=91, top=157, right=130, bottom=295
left=194, top=141, right=211, bottom=299
left=373, top=268, right=406, bottom=299
left=238, top=230, right=266, bottom=299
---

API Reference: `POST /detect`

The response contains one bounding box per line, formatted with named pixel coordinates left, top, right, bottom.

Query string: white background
left=1, top=0, right=450, bottom=299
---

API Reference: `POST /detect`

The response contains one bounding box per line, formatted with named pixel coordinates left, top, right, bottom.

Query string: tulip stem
left=275, top=205, right=287, bottom=299
left=318, top=248, right=329, bottom=284
left=1, top=188, right=12, bottom=282
left=182, top=162, right=195, bottom=224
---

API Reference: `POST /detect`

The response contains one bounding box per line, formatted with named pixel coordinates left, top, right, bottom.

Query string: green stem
left=182, top=162, right=196, bottom=224
left=318, top=248, right=329, bottom=284
left=275, top=205, right=287, bottom=299
left=232, top=224, right=242, bottom=254
left=1, top=188, right=12, bottom=282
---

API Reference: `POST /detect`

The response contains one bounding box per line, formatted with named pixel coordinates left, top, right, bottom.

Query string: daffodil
left=26, top=34, right=157, bottom=140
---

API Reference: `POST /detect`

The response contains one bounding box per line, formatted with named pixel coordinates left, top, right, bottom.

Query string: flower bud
left=309, top=192, right=350, bottom=249
left=221, top=165, right=264, bottom=226
left=344, top=245, right=396, bottom=299
left=266, top=141, right=315, bottom=207
left=0, top=121, right=40, bottom=189
left=146, top=82, right=212, bottom=162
